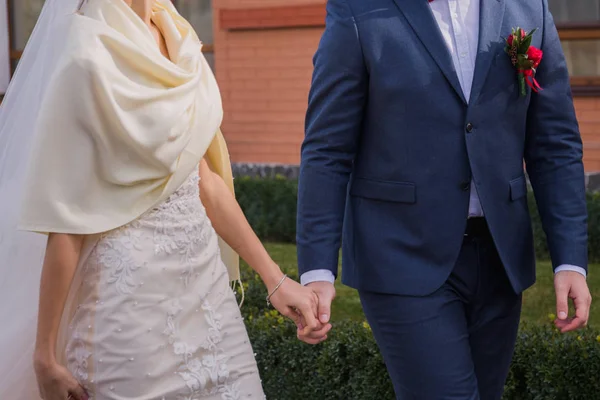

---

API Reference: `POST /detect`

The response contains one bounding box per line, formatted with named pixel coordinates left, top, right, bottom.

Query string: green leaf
left=519, top=35, right=533, bottom=54
left=513, top=32, right=521, bottom=47
left=516, top=53, right=529, bottom=68
left=527, top=27, right=538, bottom=38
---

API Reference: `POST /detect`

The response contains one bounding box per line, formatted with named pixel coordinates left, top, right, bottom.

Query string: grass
left=262, top=242, right=600, bottom=326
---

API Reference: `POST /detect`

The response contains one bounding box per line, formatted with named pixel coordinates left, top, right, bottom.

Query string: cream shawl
left=18, top=0, right=239, bottom=281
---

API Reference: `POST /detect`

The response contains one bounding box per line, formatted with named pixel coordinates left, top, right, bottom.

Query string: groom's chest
left=353, top=0, right=544, bottom=99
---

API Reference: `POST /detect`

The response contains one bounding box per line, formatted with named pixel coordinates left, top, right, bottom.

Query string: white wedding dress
left=64, top=169, right=265, bottom=400
left=0, top=2, right=265, bottom=398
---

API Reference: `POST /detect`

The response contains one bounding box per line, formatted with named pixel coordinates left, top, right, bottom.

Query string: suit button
left=460, top=181, right=470, bottom=191
left=466, top=123, right=474, bottom=133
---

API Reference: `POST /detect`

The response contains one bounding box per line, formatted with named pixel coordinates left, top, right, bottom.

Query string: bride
left=0, top=0, right=330, bottom=399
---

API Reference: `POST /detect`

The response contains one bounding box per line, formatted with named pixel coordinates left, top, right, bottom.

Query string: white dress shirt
left=301, top=0, right=585, bottom=285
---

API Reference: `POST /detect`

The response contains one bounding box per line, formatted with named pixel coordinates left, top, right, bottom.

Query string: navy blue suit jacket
left=297, top=0, right=588, bottom=295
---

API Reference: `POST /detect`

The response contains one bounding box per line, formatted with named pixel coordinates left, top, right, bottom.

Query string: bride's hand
left=267, top=274, right=332, bottom=341
left=34, top=359, right=88, bottom=400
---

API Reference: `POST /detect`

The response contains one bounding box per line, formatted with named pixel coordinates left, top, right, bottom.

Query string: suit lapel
left=392, top=0, right=467, bottom=104
left=469, top=0, right=506, bottom=104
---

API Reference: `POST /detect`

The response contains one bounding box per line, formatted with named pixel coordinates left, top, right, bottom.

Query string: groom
left=296, top=0, right=592, bottom=398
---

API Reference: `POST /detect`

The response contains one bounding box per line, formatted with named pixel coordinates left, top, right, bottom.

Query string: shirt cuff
left=554, top=264, right=587, bottom=278
left=300, top=269, right=335, bottom=286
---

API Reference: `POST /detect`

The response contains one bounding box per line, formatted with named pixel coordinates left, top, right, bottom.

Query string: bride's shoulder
left=55, top=17, right=111, bottom=74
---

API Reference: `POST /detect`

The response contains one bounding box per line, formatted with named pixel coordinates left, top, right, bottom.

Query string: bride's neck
left=125, top=0, right=153, bottom=26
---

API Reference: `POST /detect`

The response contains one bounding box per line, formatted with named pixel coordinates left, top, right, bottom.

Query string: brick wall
left=213, top=0, right=324, bottom=164
left=575, top=98, right=600, bottom=172
left=213, top=1, right=600, bottom=172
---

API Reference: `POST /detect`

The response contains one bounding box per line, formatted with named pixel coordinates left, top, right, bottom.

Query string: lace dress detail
left=65, top=170, right=264, bottom=399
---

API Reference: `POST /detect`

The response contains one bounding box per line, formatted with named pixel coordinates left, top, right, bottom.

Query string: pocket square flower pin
left=504, top=27, right=543, bottom=97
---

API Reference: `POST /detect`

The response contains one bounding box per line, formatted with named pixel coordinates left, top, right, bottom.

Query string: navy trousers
left=360, top=220, right=522, bottom=400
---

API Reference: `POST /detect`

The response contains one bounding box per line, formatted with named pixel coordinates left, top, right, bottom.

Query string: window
left=1, top=0, right=10, bottom=94
left=5, top=0, right=215, bottom=74
left=549, top=0, right=600, bottom=94
left=6, top=0, right=43, bottom=72
left=172, top=0, right=215, bottom=71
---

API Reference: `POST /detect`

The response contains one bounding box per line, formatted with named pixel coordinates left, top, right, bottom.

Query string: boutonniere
left=504, top=27, right=543, bottom=97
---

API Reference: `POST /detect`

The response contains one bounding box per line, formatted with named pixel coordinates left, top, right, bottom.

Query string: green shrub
left=237, top=272, right=600, bottom=400
left=245, top=312, right=600, bottom=400
left=246, top=312, right=327, bottom=399
left=588, top=192, right=600, bottom=261
left=236, top=177, right=600, bottom=262
left=235, top=175, right=297, bottom=242
left=529, top=191, right=600, bottom=263
left=500, top=322, right=600, bottom=400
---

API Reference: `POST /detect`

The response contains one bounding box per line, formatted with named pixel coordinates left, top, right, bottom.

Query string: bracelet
left=266, top=274, right=288, bottom=307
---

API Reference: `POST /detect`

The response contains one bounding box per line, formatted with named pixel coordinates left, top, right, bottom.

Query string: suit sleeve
left=524, top=0, right=588, bottom=271
left=296, top=0, right=368, bottom=278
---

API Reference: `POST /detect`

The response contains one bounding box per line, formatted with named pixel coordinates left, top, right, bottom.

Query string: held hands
left=266, top=274, right=332, bottom=340
left=298, top=281, right=335, bottom=344
left=34, top=358, right=88, bottom=400
left=554, top=270, right=592, bottom=332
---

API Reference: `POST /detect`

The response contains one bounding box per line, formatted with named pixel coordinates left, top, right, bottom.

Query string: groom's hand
left=554, top=271, right=592, bottom=333
left=297, top=282, right=335, bottom=345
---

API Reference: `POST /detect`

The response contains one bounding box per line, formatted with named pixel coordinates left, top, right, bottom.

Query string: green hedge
left=528, top=192, right=600, bottom=263
left=236, top=177, right=600, bottom=263
left=236, top=176, right=297, bottom=243
left=245, top=312, right=600, bottom=400
left=236, top=270, right=600, bottom=400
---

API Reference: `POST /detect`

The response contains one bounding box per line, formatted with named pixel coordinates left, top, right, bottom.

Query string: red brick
left=219, top=4, right=326, bottom=31
left=574, top=97, right=598, bottom=110
left=584, top=160, right=600, bottom=171
left=226, top=47, right=256, bottom=59
left=577, top=110, right=600, bottom=123
left=227, top=131, right=302, bottom=144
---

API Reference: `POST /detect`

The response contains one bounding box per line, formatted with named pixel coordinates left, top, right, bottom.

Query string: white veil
left=0, top=1, right=83, bottom=398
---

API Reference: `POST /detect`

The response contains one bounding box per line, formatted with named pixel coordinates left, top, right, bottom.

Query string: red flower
left=527, top=46, right=543, bottom=69
left=504, top=27, right=543, bottom=96
left=506, top=29, right=525, bottom=47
